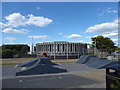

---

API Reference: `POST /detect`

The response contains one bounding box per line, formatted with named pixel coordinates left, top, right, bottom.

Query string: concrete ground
left=1, top=62, right=106, bottom=88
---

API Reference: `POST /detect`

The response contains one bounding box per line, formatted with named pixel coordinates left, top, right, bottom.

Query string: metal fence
left=106, top=66, right=120, bottom=90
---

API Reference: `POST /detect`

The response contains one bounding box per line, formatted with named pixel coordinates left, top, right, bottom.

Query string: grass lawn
left=1, top=58, right=78, bottom=65
left=52, top=59, right=77, bottom=63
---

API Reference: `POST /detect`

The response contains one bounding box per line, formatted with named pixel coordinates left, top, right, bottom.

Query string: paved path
left=3, top=74, right=100, bottom=88
left=1, top=62, right=106, bottom=88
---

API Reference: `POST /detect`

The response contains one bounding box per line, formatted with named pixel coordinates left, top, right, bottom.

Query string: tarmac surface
left=1, top=62, right=106, bottom=88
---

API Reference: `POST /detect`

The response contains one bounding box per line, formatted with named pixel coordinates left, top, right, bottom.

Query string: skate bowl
left=76, top=55, right=116, bottom=69
left=16, top=57, right=67, bottom=76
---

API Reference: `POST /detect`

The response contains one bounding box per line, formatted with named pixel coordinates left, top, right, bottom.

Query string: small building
left=36, top=41, right=87, bottom=59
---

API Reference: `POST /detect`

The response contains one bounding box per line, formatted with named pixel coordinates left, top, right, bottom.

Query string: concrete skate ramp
left=17, top=57, right=57, bottom=68
left=76, top=55, right=115, bottom=69
left=16, top=57, right=66, bottom=76
left=76, top=55, right=96, bottom=64
left=40, top=57, right=58, bottom=65
left=16, top=64, right=67, bottom=76
left=84, top=57, right=100, bottom=66
left=17, top=58, right=39, bottom=67
left=103, top=60, right=119, bottom=68
left=86, top=59, right=114, bottom=69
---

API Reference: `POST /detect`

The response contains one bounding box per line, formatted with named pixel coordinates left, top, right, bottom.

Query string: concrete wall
left=36, top=41, right=87, bottom=59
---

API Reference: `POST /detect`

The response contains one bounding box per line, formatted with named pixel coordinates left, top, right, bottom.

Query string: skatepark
left=2, top=55, right=118, bottom=88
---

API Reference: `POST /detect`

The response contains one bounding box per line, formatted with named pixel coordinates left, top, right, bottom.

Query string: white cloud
left=0, top=22, right=8, bottom=28
left=28, top=35, right=50, bottom=39
left=90, top=33, right=118, bottom=38
left=86, top=19, right=118, bottom=33
left=77, top=40, right=83, bottom=42
left=2, top=13, right=53, bottom=28
left=26, top=14, right=53, bottom=27
left=2, top=28, right=29, bottom=34
left=91, top=35, right=101, bottom=38
left=5, top=37, right=16, bottom=42
left=85, top=37, right=91, bottom=39
left=84, top=42, right=92, bottom=44
left=58, top=33, right=63, bottom=35
left=36, top=6, right=40, bottom=10
left=0, top=41, right=2, bottom=45
left=99, top=7, right=118, bottom=16
left=111, top=39, right=118, bottom=42
left=5, top=13, right=26, bottom=27
left=0, top=22, right=3, bottom=28
left=102, top=32, right=118, bottom=37
left=77, top=40, right=92, bottom=44
left=1, top=13, right=52, bottom=35
left=107, top=10, right=118, bottom=13
left=111, top=39, right=119, bottom=46
left=65, top=34, right=82, bottom=39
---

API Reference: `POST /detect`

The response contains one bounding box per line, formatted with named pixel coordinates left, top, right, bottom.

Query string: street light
left=31, top=37, right=34, bottom=54
left=94, top=39, right=98, bottom=56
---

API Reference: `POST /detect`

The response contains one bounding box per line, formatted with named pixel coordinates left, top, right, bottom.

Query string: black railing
left=106, top=64, right=120, bottom=90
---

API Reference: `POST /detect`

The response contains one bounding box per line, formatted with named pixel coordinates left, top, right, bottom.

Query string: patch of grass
left=1, top=63, right=22, bottom=65
left=1, top=58, right=78, bottom=65
left=2, top=57, right=36, bottom=60
left=51, top=59, right=77, bottom=63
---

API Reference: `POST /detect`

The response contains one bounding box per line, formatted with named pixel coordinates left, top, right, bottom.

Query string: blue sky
left=1, top=2, right=118, bottom=46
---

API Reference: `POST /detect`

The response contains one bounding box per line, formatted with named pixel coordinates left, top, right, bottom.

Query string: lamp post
left=78, top=43, right=79, bottom=59
left=31, top=37, right=34, bottom=54
left=54, top=43, right=56, bottom=59
left=94, top=39, right=98, bottom=56
left=67, top=43, right=68, bottom=59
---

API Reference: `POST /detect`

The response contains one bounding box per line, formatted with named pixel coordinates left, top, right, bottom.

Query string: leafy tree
left=115, top=47, right=120, bottom=51
left=1, top=44, right=30, bottom=58
left=19, top=45, right=30, bottom=54
left=2, top=49, right=13, bottom=58
left=34, top=46, right=36, bottom=52
left=91, top=35, right=117, bottom=54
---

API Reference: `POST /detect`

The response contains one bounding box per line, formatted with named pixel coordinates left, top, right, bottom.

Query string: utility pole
left=87, top=44, right=90, bottom=55
left=31, top=37, right=34, bottom=54
left=94, top=39, right=98, bottom=56
left=67, top=43, right=68, bottom=59
left=54, top=43, right=56, bottom=59
left=78, top=43, right=80, bottom=59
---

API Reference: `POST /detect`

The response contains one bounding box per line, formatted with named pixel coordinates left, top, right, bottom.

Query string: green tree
left=34, top=46, right=36, bottom=52
left=115, top=47, right=120, bottom=51
left=20, top=45, right=30, bottom=54
left=1, top=44, right=30, bottom=58
left=2, top=49, right=13, bottom=58
left=91, top=35, right=116, bottom=54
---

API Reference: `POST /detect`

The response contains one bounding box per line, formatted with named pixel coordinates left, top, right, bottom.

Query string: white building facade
left=36, top=41, right=87, bottom=59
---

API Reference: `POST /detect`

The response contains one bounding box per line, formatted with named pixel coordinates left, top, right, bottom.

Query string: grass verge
left=1, top=58, right=77, bottom=65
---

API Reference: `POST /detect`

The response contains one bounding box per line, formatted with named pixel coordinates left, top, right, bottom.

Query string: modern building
left=36, top=41, right=88, bottom=59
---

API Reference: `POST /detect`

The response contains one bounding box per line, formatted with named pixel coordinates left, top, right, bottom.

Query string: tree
left=1, top=44, right=30, bottom=58
left=34, top=46, right=36, bottom=52
left=91, top=35, right=116, bottom=54
left=2, top=49, right=13, bottom=58
left=114, top=47, right=120, bottom=51
left=20, top=45, right=30, bottom=54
